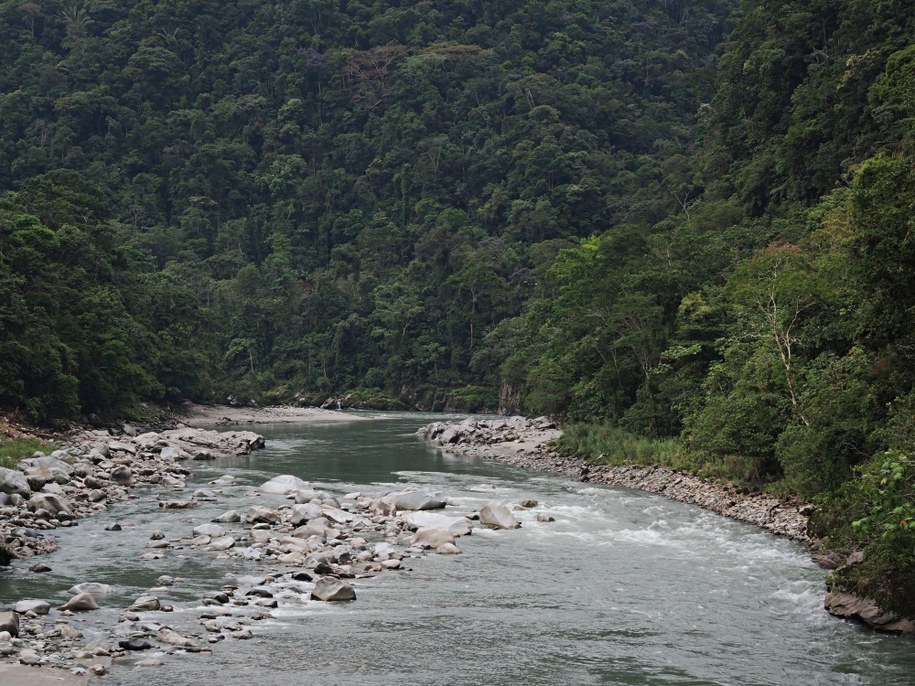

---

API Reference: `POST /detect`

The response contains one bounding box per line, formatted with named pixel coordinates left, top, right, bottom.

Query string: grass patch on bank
left=0, top=437, right=47, bottom=469
left=554, top=423, right=699, bottom=472
left=554, top=423, right=782, bottom=490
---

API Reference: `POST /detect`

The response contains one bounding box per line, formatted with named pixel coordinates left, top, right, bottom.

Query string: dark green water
left=2, top=414, right=914, bottom=685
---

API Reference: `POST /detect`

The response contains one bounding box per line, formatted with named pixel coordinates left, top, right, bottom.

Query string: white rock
left=479, top=501, right=520, bottom=530
left=310, top=577, right=356, bottom=601
left=193, top=523, right=226, bottom=537
left=411, top=527, right=455, bottom=549
left=14, top=599, right=50, bottom=615
left=258, top=475, right=312, bottom=495
left=207, top=536, right=236, bottom=552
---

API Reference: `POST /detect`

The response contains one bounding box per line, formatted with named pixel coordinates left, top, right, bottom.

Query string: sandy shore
left=178, top=403, right=373, bottom=427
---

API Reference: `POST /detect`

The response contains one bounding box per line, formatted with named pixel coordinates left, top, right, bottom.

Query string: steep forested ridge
left=2, top=1, right=915, bottom=615
left=0, top=0, right=733, bottom=419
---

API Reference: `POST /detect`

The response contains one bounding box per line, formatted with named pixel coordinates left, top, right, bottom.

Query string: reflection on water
left=3, top=414, right=913, bottom=686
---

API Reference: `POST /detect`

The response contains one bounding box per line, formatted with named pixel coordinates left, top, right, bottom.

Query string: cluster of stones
left=0, top=426, right=264, bottom=563
left=0, top=581, right=188, bottom=677
left=177, top=474, right=533, bottom=606
left=419, top=415, right=559, bottom=449
left=0, top=425, right=266, bottom=676
left=2, top=449, right=537, bottom=677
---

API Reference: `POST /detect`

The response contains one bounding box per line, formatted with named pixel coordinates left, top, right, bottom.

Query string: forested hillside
left=0, top=0, right=734, bottom=419
left=2, top=1, right=915, bottom=614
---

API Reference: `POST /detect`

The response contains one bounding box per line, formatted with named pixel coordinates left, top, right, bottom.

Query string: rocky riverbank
left=418, top=416, right=915, bottom=636
left=1, top=419, right=530, bottom=680
left=418, top=416, right=811, bottom=540
left=0, top=425, right=263, bottom=678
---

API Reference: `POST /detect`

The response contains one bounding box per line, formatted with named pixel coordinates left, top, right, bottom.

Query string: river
left=2, top=413, right=913, bottom=685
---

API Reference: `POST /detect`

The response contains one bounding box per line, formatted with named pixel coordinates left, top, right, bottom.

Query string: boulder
left=130, top=595, right=161, bottom=612
left=245, top=506, right=279, bottom=524
left=311, top=577, right=356, bottom=601
left=479, top=501, right=520, bottom=530
left=107, top=440, right=137, bottom=455
left=119, top=638, right=153, bottom=651
left=259, top=474, right=312, bottom=494
left=213, top=510, right=241, bottom=523
left=159, top=475, right=185, bottom=491
left=159, top=500, right=199, bottom=509
left=22, top=458, right=72, bottom=490
left=0, top=467, right=30, bottom=497
left=0, top=611, right=19, bottom=637
left=293, top=517, right=330, bottom=539
left=156, top=627, right=194, bottom=647
left=27, top=492, right=72, bottom=516
left=192, top=523, right=225, bottom=538
left=110, top=466, right=133, bottom=486
left=18, top=648, right=41, bottom=666
left=381, top=490, right=447, bottom=511
left=59, top=592, right=99, bottom=612
left=14, top=599, right=50, bottom=616
left=825, top=591, right=915, bottom=634
left=372, top=542, right=400, bottom=561
left=159, top=446, right=188, bottom=461
left=439, top=427, right=462, bottom=444
left=321, top=507, right=353, bottom=526
left=436, top=542, right=462, bottom=555
left=403, top=511, right=472, bottom=536
left=289, top=502, right=322, bottom=522
left=0, top=544, right=15, bottom=566
left=206, top=536, right=236, bottom=552
left=411, top=527, right=456, bottom=549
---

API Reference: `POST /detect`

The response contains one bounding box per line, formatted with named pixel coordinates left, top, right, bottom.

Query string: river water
left=2, top=414, right=913, bottom=685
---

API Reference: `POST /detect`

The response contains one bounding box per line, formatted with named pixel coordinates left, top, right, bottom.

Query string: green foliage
left=555, top=423, right=691, bottom=471
left=0, top=437, right=48, bottom=469
left=818, top=451, right=915, bottom=617
left=2, top=0, right=915, bottom=614
left=0, top=0, right=737, bottom=420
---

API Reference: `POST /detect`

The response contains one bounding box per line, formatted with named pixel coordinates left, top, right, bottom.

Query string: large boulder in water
left=380, top=490, right=447, bottom=511
left=244, top=505, right=279, bottom=524
left=259, top=474, right=312, bottom=495
left=311, top=577, right=356, bottom=601
left=403, top=511, right=472, bottom=536
left=193, top=523, right=226, bottom=538
left=59, top=592, right=99, bottom=612
left=479, top=501, right=520, bottom=530
left=0, top=467, right=30, bottom=497
left=411, top=527, right=455, bottom=549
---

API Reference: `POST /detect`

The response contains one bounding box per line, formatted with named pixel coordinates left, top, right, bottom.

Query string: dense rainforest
left=1, top=0, right=914, bottom=615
